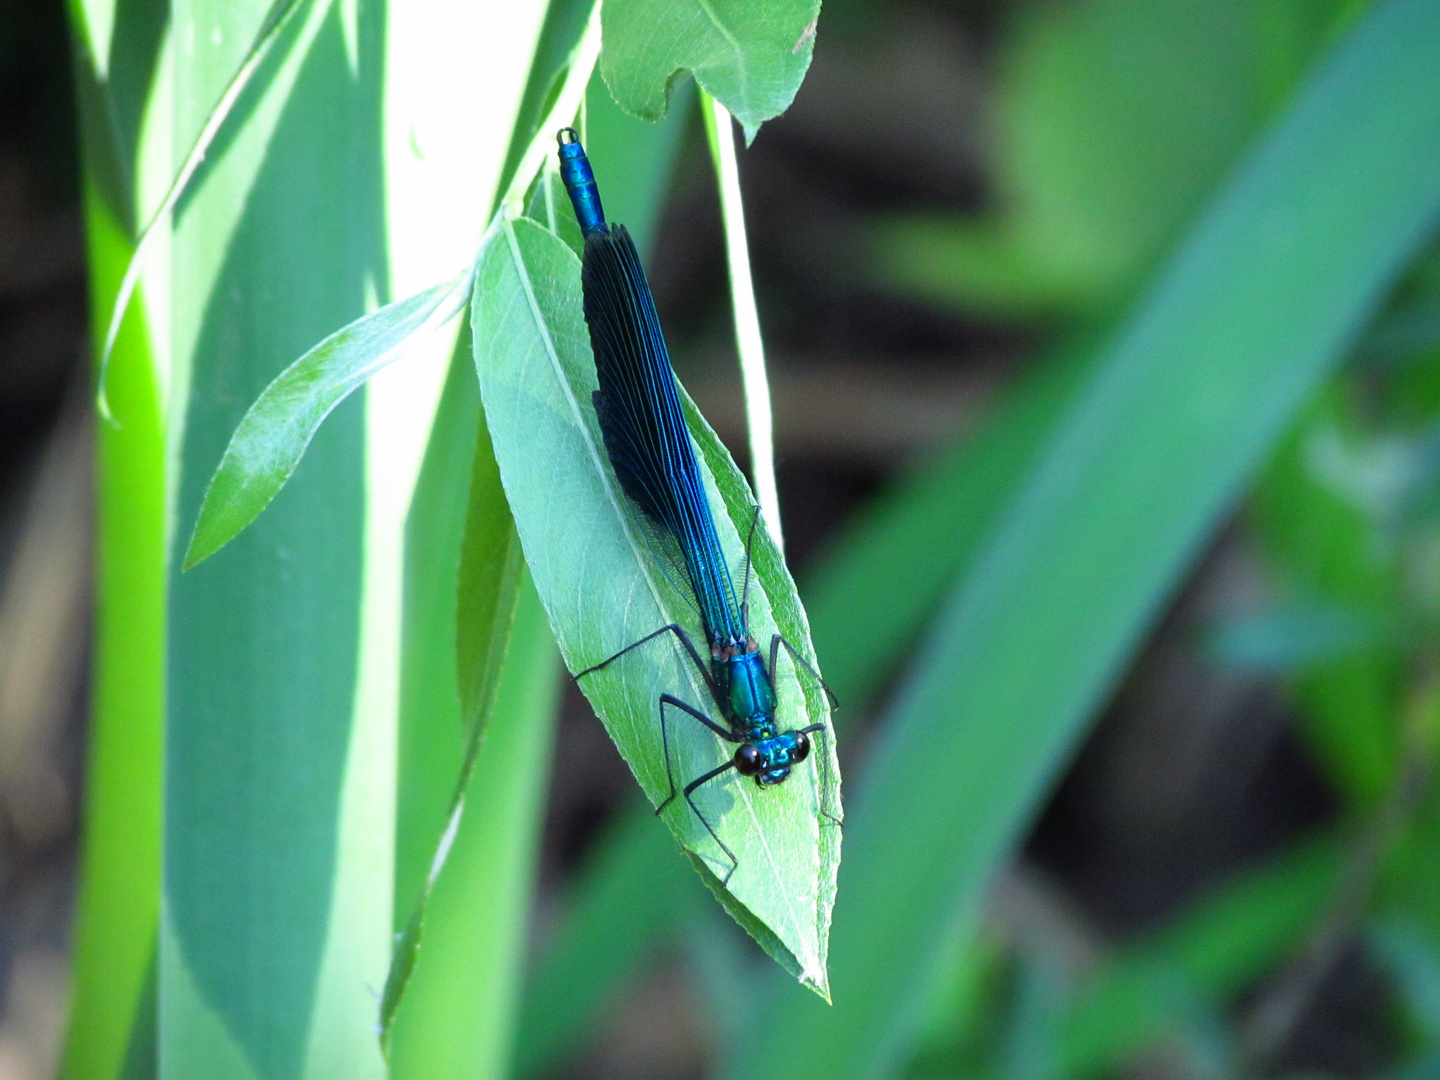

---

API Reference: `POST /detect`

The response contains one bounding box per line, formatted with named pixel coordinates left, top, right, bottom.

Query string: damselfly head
left=734, top=731, right=811, bottom=787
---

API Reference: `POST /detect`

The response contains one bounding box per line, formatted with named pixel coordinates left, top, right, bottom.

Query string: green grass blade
left=184, top=276, right=467, bottom=570
left=387, top=579, right=560, bottom=1077
left=493, top=0, right=598, bottom=217
left=803, top=350, right=1091, bottom=706
left=473, top=213, right=841, bottom=996
left=745, top=1, right=1440, bottom=1074
left=60, top=183, right=165, bottom=1080
left=391, top=340, right=483, bottom=955
left=701, top=90, right=784, bottom=548
left=599, top=0, right=820, bottom=140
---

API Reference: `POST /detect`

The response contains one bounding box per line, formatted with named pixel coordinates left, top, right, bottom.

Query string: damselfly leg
left=576, top=623, right=742, bottom=878
left=769, top=634, right=844, bottom=828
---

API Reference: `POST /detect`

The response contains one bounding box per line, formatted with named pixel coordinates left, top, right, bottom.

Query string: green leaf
left=183, top=276, right=466, bottom=570
left=598, top=0, right=820, bottom=140
left=512, top=342, right=1092, bottom=1077
left=514, top=802, right=696, bottom=1078
left=1251, top=394, right=1407, bottom=804
left=95, top=0, right=305, bottom=411
left=473, top=214, right=841, bottom=997
left=744, top=0, right=1440, bottom=1074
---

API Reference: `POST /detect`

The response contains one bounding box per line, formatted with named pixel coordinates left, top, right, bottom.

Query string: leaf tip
left=182, top=482, right=239, bottom=571
left=180, top=528, right=216, bottom=573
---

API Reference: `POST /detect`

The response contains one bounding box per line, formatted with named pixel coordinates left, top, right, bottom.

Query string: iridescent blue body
left=558, top=129, right=834, bottom=871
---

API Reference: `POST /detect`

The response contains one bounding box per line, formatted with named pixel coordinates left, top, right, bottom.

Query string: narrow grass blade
left=803, top=350, right=1091, bottom=705
left=183, top=275, right=466, bottom=570
left=498, top=5, right=601, bottom=215
left=493, top=0, right=598, bottom=216
left=474, top=213, right=840, bottom=996
left=60, top=186, right=164, bottom=1080
left=702, top=91, right=783, bottom=549
left=746, top=2, right=1440, bottom=1075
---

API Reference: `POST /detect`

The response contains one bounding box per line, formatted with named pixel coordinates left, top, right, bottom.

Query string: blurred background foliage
left=2, top=0, right=1440, bottom=1077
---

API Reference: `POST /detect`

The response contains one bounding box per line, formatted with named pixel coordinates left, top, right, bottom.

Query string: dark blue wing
left=582, top=224, right=746, bottom=649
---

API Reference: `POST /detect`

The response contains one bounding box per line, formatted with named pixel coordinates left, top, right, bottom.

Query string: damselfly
left=557, top=128, right=839, bottom=884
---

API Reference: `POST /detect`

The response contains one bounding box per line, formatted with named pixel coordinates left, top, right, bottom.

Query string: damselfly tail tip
left=557, top=126, right=579, bottom=146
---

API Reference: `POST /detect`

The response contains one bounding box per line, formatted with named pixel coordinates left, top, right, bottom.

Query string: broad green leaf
left=599, top=0, right=821, bottom=141
left=745, top=1, right=1440, bottom=1075
left=183, top=276, right=466, bottom=570
left=473, top=214, right=841, bottom=997
left=159, top=4, right=409, bottom=1075
left=95, top=0, right=305, bottom=407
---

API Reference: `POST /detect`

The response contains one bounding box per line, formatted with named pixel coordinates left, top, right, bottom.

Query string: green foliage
left=381, top=332, right=527, bottom=1047
left=471, top=213, right=840, bottom=996
left=184, top=277, right=467, bottom=569
left=599, top=0, right=820, bottom=140
left=746, top=1, right=1440, bottom=1075
left=873, top=0, right=1356, bottom=317
left=65, top=0, right=1440, bottom=1075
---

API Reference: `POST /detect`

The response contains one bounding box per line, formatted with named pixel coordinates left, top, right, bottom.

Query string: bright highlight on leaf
left=183, top=275, right=467, bottom=570
left=473, top=213, right=841, bottom=998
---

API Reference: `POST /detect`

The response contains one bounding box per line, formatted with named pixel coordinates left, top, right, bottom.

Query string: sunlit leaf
left=473, top=213, right=841, bottom=997
left=184, top=276, right=465, bottom=570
